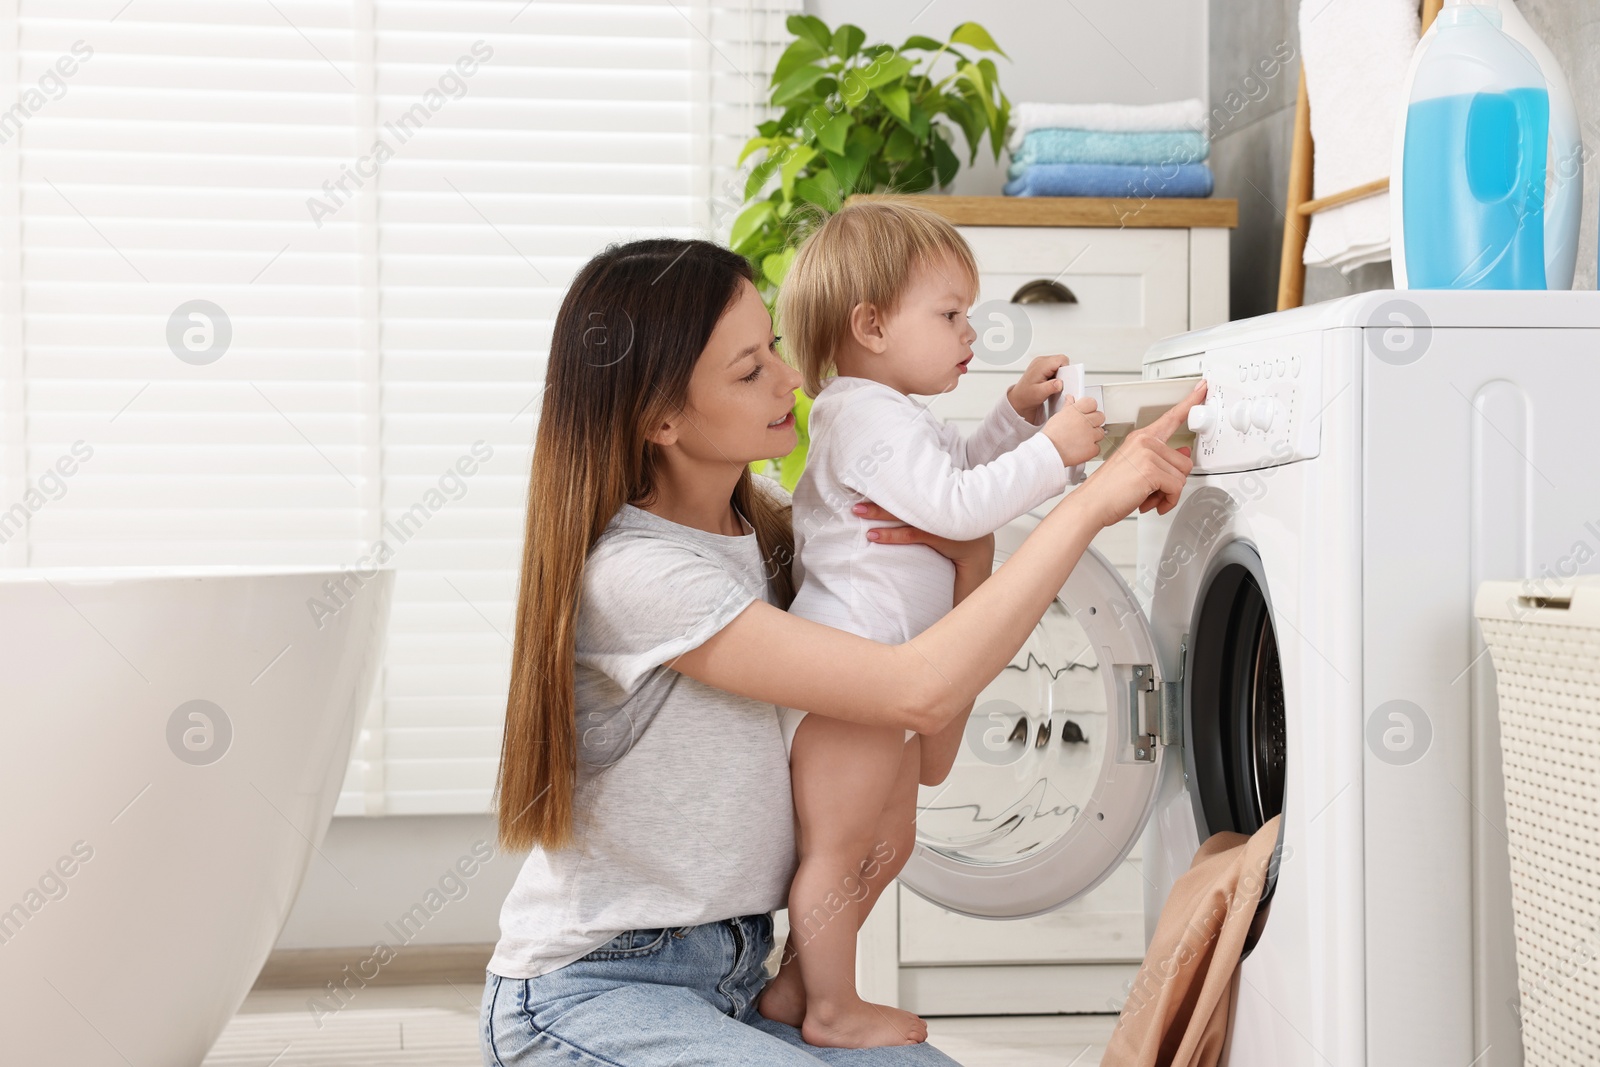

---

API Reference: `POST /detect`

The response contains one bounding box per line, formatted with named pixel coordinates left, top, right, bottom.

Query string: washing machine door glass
left=898, top=539, right=1167, bottom=920
left=1185, top=542, right=1287, bottom=839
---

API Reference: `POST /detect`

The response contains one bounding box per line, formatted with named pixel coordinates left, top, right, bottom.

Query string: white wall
left=275, top=0, right=1211, bottom=954
left=803, top=0, right=1209, bottom=195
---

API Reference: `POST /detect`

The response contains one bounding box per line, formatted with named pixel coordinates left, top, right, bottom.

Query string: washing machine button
left=1228, top=399, right=1252, bottom=432
left=1250, top=397, right=1277, bottom=431
left=1188, top=405, right=1218, bottom=435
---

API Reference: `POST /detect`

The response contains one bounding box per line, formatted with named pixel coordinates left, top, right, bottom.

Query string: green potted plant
left=734, top=15, right=1012, bottom=489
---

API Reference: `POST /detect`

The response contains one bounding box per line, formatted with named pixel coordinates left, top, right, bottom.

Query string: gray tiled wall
left=1208, top=0, right=1301, bottom=319
left=1210, top=0, right=1600, bottom=319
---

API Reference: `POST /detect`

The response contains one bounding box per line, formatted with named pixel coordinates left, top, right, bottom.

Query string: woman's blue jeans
left=480, top=911, right=964, bottom=1066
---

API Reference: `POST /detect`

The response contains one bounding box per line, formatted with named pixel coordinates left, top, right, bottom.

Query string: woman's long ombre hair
left=495, top=239, right=796, bottom=852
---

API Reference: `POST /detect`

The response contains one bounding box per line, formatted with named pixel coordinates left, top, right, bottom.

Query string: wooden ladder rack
left=1277, top=0, right=1444, bottom=309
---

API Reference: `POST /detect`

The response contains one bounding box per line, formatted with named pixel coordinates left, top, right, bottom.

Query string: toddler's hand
left=1006, top=355, right=1071, bottom=423
left=1042, top=396, right=1106, bottom=467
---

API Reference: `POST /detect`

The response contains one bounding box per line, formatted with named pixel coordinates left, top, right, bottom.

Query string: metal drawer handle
left=1010, top=279, right=1078, bottom=305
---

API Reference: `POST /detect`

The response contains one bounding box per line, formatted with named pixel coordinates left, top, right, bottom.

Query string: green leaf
left=762, top=246, right=798, bottom=288
left=942, top=96, right=983, bottom=159
left=815, top=111, right=853, bottom=154
left=904, top=102, right=931, bottom=141
left=831, top=24, right=865, bottom=60
left=860, top=52, right=914, bottom=89
left=737, top=134, right=771, bottom=166
left=979, top=58, right=1001, bottom=94
left=846, top=122, right=883, bottom=154
left=744, top=154, right=780, bottom=201
left=785, top=14, right=833, bottom=51
left=836, top=66, right=871, bottom=108
left=992, top=97, right=1012, bottom=161
left=795, top=168, right=843, bottom=212
left=884, top=126, right=917, bottom=163
left=957, top=62, right=998, bottom=130
left=873, top=84, right=911, bottom=125
left=779, top=143, right=818, bottom=201
left=821, top=149, right=860, bottom=194
left=772, top=37, right=826, bottom=86
left=899, top=34, right=944, bottom=52
left=949, top=21, right=1008, bottom=58
left=898, top=160, right=935, bottom=193
left=826, top=133, right=875, bottom=194
left=730, top=199, right=776, bottom=252
left=931, top=133, right=959, bottom=186
left=771, top=64, right=831, bottom=107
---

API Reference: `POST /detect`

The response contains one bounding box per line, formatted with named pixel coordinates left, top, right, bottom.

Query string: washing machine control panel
left=1146, top=333, right=1322, bottom=474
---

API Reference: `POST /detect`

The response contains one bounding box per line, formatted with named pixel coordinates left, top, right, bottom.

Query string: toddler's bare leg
left=854, top=732, right=922, bottom=915
left=760, top=734, right=921, bottom=1029
left=917, top=700, right=970, bottom=787
left=778, top=713, right=927, bottom=1048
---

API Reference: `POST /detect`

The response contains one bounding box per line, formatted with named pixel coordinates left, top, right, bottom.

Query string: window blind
left=0, top=0, right=801, bottom=815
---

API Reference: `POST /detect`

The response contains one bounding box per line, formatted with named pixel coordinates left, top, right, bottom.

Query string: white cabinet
left=778, top=198, right=1232, bottom=1017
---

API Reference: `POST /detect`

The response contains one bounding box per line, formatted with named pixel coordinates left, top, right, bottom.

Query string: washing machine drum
left=1185, top=542, right=1287, bottom=839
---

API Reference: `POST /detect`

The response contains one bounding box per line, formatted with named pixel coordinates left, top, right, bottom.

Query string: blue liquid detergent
left=1402, top=86, right=1549, bottom=289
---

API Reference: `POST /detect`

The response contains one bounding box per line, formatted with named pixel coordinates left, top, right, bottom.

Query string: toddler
left=756, top=195, right=1106, bottom=1048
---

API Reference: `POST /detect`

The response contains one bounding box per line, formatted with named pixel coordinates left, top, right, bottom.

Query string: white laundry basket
left=1475, top=576, right=1600, bottom=1065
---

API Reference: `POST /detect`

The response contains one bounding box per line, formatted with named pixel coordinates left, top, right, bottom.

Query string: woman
left=479, top=237, right=1204, bottom=1066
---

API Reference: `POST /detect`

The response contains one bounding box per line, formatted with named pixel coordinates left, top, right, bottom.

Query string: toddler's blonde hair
left=778, top=194, right=980, bottom=398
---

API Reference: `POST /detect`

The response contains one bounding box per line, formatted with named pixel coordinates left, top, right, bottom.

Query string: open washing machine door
left=898, top=533, right=1173, bottom=920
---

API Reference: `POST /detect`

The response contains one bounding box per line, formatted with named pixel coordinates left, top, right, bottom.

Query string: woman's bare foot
left=801, top=998, right=928, bottom=1048
left=755, top=961, right=805, bottom=1028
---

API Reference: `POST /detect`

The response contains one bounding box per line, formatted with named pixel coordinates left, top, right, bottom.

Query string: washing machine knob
left=1227, top=399, right=1252, bottom=432
left=1187, top=405, right=1217, bottom=434
left=1250, top=397, right=1277, bottom=431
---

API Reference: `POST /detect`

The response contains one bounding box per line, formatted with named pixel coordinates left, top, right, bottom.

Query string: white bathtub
left=0, top=565, right=393, bottom=1065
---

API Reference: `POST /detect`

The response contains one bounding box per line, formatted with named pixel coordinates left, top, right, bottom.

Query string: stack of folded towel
left=1002, top=99, right=1214, bottom=199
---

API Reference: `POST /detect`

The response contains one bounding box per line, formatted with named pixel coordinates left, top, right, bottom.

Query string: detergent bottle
left=1390, top=0, right=1551, bottom=289
left=1392, top=0, right=1581, bottom=289
left=1496, top=0, right=1583, bottom=290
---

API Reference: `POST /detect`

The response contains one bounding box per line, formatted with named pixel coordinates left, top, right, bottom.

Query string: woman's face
left=671, top=277, right=803, bottom=465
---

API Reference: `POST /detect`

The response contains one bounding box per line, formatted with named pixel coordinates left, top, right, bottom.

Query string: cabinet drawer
left=956, top=225, right=1189, bottom=375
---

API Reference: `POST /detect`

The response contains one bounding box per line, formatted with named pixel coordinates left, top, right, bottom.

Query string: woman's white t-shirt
left=488, top=476, right=797, bottom=980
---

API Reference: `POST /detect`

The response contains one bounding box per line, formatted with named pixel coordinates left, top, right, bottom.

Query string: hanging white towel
left=1297, top=0, right=1420, bottom=273
left=1006, top=99, right=1206, bottom=151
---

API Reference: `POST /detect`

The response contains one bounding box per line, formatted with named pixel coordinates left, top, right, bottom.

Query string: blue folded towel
left=1007, top=129, right=1209, bottom=179
left=1003, top=162, right=1214, bottom=199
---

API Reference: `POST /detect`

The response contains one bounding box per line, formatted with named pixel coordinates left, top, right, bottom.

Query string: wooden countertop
left=878, top=194, right=1238, bottom=229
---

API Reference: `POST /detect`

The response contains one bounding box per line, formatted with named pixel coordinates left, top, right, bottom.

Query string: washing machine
left=899, top=289, right=1600, bottom=1066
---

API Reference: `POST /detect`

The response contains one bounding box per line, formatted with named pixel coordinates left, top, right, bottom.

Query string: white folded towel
left=1297, top=0, right=1420, bottom=273
left=1006, top=99, right=1206, bottom=151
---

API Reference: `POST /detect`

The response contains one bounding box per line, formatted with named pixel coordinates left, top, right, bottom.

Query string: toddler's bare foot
left=801, top=998, right=928, bottom=1048
left=755, top=963, right=805, bottom=1028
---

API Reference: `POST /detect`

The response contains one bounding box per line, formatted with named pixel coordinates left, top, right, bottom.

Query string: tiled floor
left=203, top=984, right=1115, bottom=1066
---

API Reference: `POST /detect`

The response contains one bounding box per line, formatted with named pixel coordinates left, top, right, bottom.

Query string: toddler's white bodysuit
left=780, top=376, right=1072, bottom=757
